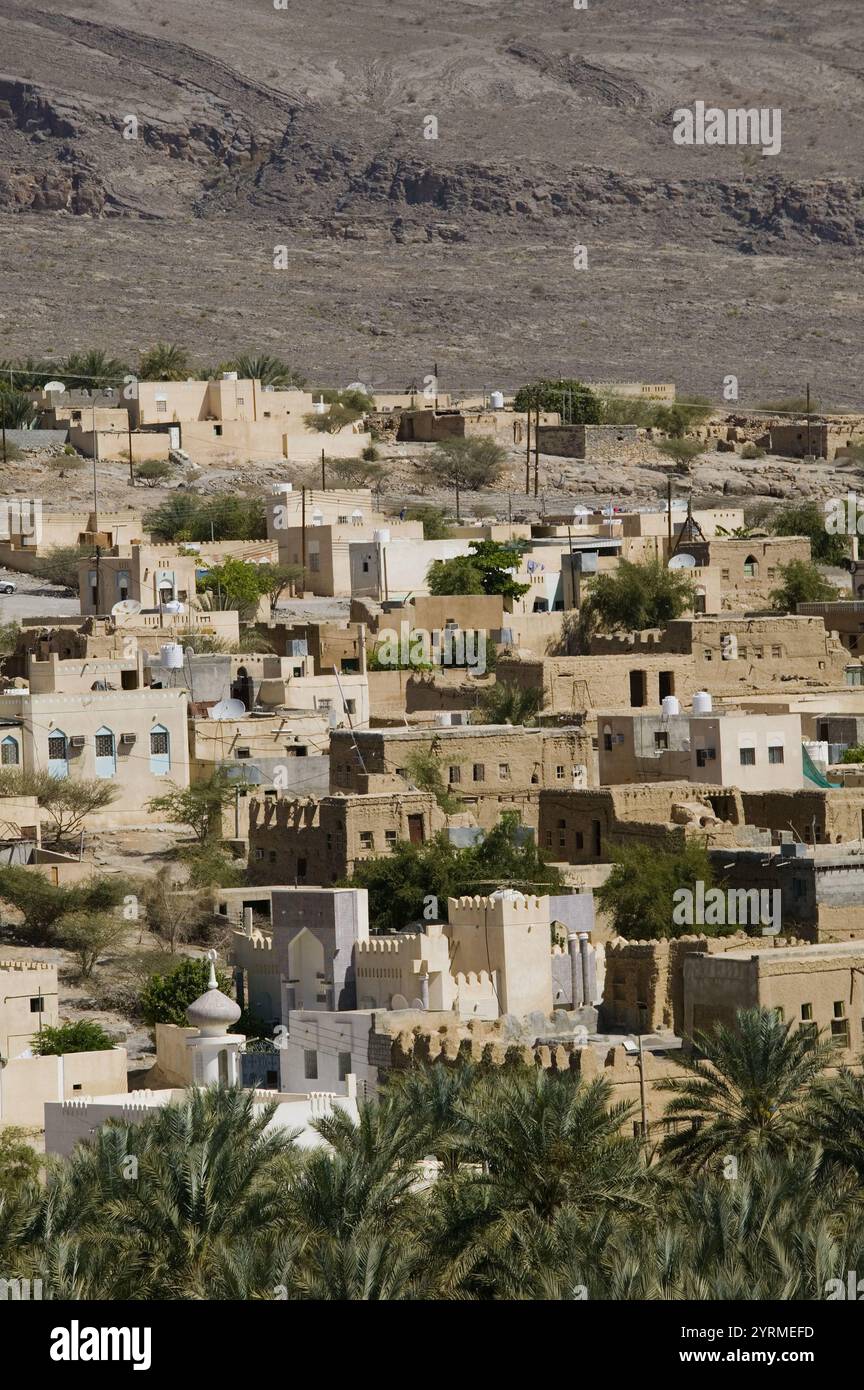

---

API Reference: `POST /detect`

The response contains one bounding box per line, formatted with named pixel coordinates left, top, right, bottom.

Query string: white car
left=0, top=581, right=16, bottom=594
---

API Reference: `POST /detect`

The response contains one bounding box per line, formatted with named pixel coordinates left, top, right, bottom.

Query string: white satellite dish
left=208, top=698, right=247, bottom=721
left=111, top=598, right=143, bottom=617
left=44, top=380, right=66, bottom=394
left=668, top=552, right=697, bottom=570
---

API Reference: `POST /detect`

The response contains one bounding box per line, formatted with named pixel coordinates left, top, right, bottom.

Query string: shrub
left=139, top=957, right=233, bottom=1027
left=32, top=1020, right=115, bottom=1055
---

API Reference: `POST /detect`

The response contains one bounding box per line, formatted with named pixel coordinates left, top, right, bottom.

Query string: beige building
left=128, top=378, right=370, bottom=464
left=79, top=544, right=199, bottom=615
left=329, top=724, right=591, bottom=830
left=683, top=940, right=864, bottom=1059
left=0, top=688, right=190, bottom=824
left=598, top=708, right=806, bottom=791
left=276, top=521, right=424, bottom=598
left=0, top=960, right=58, bottom=1059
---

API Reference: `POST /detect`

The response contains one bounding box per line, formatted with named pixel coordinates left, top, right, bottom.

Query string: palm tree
left=478, top=681, right=543, bottom=726
left=138, top=342, right=191, bottom=382
left=0, top=388, right=36, bottom=429
left=0, top=356, right=55, bottom=391
left=657, top=1006, right=836, bottom=1172
left=63, top=349, right=131, bottom=391
left=805, top=1064, right=864, bottom=1180
left=227, top=354, right=305, bottom=388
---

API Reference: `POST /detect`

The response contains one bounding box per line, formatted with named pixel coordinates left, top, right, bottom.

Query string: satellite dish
left=162, top=600, right=184, bottom=614
left=44, top=380, right=66, bottom=394
left=208, top=698, right=247, bottom=721
left=668, top=552, right=697, bottom=570
left=111, top=598, right=143, bottom=617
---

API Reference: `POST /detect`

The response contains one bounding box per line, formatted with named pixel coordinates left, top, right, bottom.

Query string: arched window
left=94, top=726, right=116, bottom=779
left=47, top=729, right=68, bottom=779
left=1, top=735, right=19, bottom=766
left=149, top=723, right=170, bottom=776
left=743, top=554, right=758, bottom=578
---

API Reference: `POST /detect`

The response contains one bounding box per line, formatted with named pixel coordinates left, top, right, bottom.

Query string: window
left=359, top=831, right=374, bottom=849
left=94, top=727, right=116, bottom=778
left=801, top=1003, right=813, bottom=1021
left=545, top=831, right=552, bottom=847
left=338, top=1052, right=352, bottom=1081
left=696, top=747, right=716, bottom=767
left=472, top=763, right=485, bottom=782
left=603, top=726, right=613, bottom=752
left=254, top=848, right=264, bottom=861
left=1, top=736, right=18, bottom=766
left=743, top=555, right=758, bottom=577
left=309, top=553, right=320, bottom=572
left=29, top=997, right=44, bottom=1013
left=739, top=747, right=756, bottom=766
left=448, top=766, right=461, bottom=784
left=792, top=877, right=807, bottom=899
left=768, top=745, right=784, bottom=764
left=574, top=831, right=584, bottom=850
left=149, top=724, right=170, bottom=776
left=304, top=1050, right=318, bottom=1080
left=721, top=569, right=730, bottom=581
left=654, top=732, right=669, bottom=750
left=831, top=1017, right=850, bottom=1047
left=498, top=763, right=510, bottom=779
left=236, top=747, right=251, bottom=759
left=156, top=399, right=167, bottom=414
left=385, top=830, right=397, bottom=848
left=345, top=699, right=356, bottom=715
left=753, top=646, right=763, bottom=660
left=834, top=1001, right=845, bottom=1018
left=213, top=424, right=222, bottom=436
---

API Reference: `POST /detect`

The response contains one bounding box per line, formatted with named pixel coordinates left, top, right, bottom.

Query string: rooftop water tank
left=271, top=482, right=293, bottom=495
left=221, top=371, right=239, bottom=381
left=661, top=695, right=680, bottom=717
left=435, top=713, right=452, bottom=727
left=373, top=528, right=391, bottom=544
left=489, top=390, right=505, bottom=410
left=693, top=690, right=713, bottom=715
left=312, top=398, right=327, bottom=415
left=160, top=643, right=184, bottom=670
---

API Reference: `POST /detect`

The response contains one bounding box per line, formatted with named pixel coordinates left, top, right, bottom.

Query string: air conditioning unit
left=69, top=735, right=86, bottom=749
left=120, top=733, right=137, bottom=746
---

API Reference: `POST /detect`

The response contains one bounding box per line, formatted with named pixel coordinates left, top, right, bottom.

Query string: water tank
left=221, top=371, right=239, bottom=381
left=693, top=690, right=713, bottom=715
left=312, top=397, right=327, bottom=415
left=661, top=695, right=681, bottom=717
left=435, top=713, right=452, bottom=727
left=162, top=600, right=184, bottom=615
left=373, top=528, right=391, bottom=544
left=271, top=482, right=293, bottom=495
left=489, top=390, right=505, bottom=410
left=804, top=741, right=829, bottom=768
left=160, top=643, right=184, bottom=670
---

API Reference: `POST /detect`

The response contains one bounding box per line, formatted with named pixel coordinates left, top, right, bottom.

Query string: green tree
left=650, top=397, right=713, bottom=434
left=323, top=457, right=386, bottom=488
left=0, top=388, right=37, bottom=429
left=256, top=561, right=304, bottom=608
left=428, top=539, right=529, bottom=601
left=63, top=349, right=130, bottom=391
left=654, top=437, right=706, bottom=474
left=138, top=342, right=191, bottom=381
left=771, top=499, right=848, bottom=565
left=595, top=841, right=722, bottom=941
left=226, top=354, right=305, bottom=388
left=0, top=1126, right=41, bottom=1199
left=0, top=867, right=128, bottom=946
left=347, top=814, right=565, bottom=933
left=404, top=505, right=452, bottom=539
left=477, top=682, right=543, bottom=726
left=0, top=356, right=55, bottom=391
left=419, top=438, right=506, bottom=520
left=147, top=769, right=236, bottom=842
left=139, top=956, right=233, bottom=1027
left=30, top=545, right=89, bottom=590
left=579, top=557, right=694, bottom=641
left=33, top=1020, right=115, bottom=1055
left=0, top=769, right=118, bottom=843
left=513, top=379, right=601, bottom=423
left=134, top=459, right=173, bottom=487
left=59, top=910, right=128, bottom=978
left=405, top=747, right=462, bottom=814
left=197, top=557, right=268, bottom=618
left=656, top=1007, right=835, bottom=1172
left=770, top=559, right=839, bottom=612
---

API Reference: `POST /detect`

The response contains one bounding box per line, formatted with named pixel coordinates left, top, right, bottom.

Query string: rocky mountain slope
left=0, top=0, right=862, bottom=400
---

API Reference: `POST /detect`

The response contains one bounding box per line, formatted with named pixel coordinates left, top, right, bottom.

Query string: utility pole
left=667, top=477, right=673, bottom=549
left=301, top=485, right=307, bottom=578
left=92, top=397, right=100, bottom=531
left=434, top=360, right=439, bottom=413
left=805, top=381, right=812, bottom=460
left=321, top=448, right=326, bottom=490
left=525, top=400, right=532, bottom=495
left=127, top=409, right=134, bottom=485
left=533, top=402, right=540, bottom=498
left=637, top=1032, right=648, bottom=1139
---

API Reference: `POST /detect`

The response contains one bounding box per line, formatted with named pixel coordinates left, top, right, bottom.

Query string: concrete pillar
left=420, top=971, right=430, bottom=1010
left=567, top=932, right=584, bottom=1008
left=579, top=933, right=596, bottom=1005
